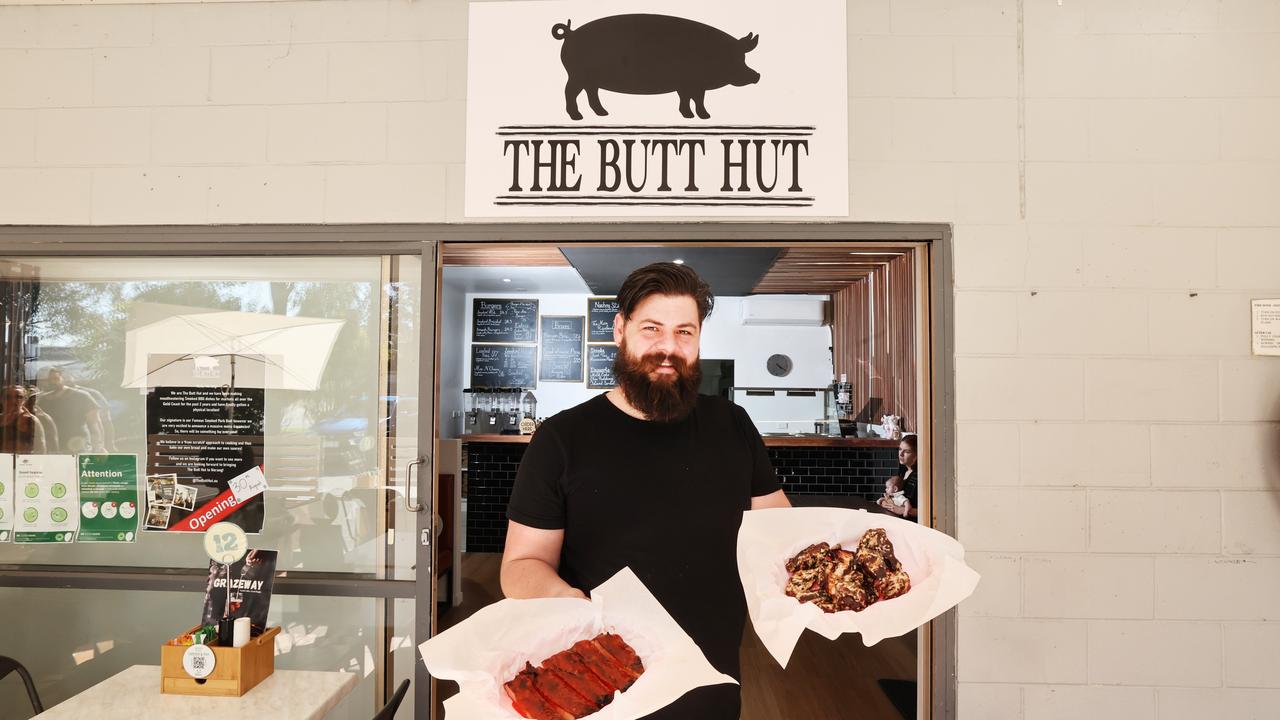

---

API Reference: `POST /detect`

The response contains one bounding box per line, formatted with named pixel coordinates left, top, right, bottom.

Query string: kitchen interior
left=431, top=242, right=927, bottom=720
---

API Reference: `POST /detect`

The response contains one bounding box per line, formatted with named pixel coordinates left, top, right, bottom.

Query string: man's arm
left=751, top=489, right=791, bottom=510
left=500, top=520, right=587, bottom=600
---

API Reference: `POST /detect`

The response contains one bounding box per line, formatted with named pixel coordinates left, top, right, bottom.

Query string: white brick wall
left=1, top=1, right=1279, bottom=718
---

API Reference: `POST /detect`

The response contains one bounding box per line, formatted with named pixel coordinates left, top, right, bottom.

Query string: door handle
left=404, top=456, right=425, bottom=513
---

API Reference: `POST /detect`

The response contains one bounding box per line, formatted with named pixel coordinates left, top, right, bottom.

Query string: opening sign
left=465, top=0, right=848, bottom=217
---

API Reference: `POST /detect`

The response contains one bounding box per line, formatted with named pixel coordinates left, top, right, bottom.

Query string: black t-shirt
left=507, top=393, right=780, bottom=719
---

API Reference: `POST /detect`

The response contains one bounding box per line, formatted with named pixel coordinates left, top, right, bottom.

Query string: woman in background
left=877, top=433, right=919, bottom=521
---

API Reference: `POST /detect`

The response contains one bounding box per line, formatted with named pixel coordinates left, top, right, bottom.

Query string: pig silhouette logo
left=551, top=14, right=760, bottom=120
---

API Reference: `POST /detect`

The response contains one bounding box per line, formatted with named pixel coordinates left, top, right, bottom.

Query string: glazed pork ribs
left=503, top=632, right=644, bottom=720
left=783, top=527, right=912, bottom=613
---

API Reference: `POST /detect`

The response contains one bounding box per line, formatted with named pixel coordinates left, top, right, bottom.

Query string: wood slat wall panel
left=827, top=256, right=916, bottom=433
left=887, top=252, right=917, bottom=431
left=752, top=248, right=908, bottom=293
left=442, top=244, right=570, bottom=267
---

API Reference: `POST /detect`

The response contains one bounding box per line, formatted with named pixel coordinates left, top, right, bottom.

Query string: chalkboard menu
left=586, top=344, right=618, bottom=389
left=540, top=315, right=584, bottom=382
left=587, top=297, right=621, bottom=343
left=472, top=298, right=539, bottom=343
left=470, top=344, right=537, bottom=388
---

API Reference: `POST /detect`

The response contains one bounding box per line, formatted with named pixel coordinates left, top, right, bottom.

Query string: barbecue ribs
left=503, top=632, right=645, bottom=720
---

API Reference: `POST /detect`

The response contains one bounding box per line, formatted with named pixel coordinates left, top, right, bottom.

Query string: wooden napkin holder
left=160, top=625, right=281, bottom=697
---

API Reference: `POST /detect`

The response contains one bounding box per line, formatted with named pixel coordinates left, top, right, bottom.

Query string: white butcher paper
left=419, top=566, right=737, bottom=720
left=738, top=506, right=981, bottom=668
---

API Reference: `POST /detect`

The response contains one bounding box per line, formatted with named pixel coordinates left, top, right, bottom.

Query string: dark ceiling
left=559, top=247, right=784, bottom=296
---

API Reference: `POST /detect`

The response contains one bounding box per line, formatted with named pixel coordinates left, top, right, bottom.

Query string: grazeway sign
left=465, top=0, right=848, bottom=217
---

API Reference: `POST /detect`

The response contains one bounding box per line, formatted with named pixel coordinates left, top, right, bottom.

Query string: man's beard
left=613, top=339, right=702, bottom=423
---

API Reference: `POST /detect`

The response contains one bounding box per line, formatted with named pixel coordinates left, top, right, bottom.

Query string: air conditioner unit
left=740, top=298, right=826, bottom=326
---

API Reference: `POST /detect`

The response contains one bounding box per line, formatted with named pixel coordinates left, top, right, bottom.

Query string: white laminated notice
left=0, top=453, right=13, bottom=542
left=1252, top=298, right=1280, bottom=356
left=13, top=454, right=79, bottom=544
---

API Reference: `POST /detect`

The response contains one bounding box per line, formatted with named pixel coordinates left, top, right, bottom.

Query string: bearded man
left=501, top=262, right=790, bottom=720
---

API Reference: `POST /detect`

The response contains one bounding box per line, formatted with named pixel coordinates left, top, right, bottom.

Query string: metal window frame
left=0, top=221, right=957, bottom=720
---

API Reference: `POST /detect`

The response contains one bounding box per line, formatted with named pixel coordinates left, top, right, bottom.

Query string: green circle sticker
left=24, top=483, right=39, bottom=498
left=0, top=481, right=5, bottom=495
left=51, top=507, right=68, bottom=523
left=23, top=507, right=38, bottom=523
left=51, top=483, right=67, bottom=498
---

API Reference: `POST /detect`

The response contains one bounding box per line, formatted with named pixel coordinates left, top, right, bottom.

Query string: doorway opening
left=428, top=227, right=951, bottom=720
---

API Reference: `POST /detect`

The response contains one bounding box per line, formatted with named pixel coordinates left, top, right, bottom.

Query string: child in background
left=878, top=476, right=907, bottom=512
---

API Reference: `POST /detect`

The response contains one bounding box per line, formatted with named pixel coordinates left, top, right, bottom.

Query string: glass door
left=0, top=243, right=437, bottom=719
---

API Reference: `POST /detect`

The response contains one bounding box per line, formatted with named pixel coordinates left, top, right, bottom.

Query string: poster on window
left=12, top=454, right=78, bottom=543
left=145, top=386, right=266, bottom=533
left=465, top=0, right=848, bottom=217
left=76, top=454, right=140, bottom=543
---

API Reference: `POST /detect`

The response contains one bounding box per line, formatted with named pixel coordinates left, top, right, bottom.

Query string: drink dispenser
left=486, top=390, right=500, bottom=430
left=505, top=388, right=521, bottom=432
left=464, top=389, right=479, bottom=434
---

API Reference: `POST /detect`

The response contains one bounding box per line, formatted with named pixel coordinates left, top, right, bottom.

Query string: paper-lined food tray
left=737, top=507, right=980, bottom=668
left=419, top=567, right=736, bottom=719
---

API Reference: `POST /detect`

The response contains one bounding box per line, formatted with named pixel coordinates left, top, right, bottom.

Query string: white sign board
left=1252, top=298, right=1280, bottom=356
left=466, top=0, right=848, bottom=217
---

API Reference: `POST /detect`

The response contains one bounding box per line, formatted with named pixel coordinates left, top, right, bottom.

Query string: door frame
left=423, top=222, right=956, bottom=720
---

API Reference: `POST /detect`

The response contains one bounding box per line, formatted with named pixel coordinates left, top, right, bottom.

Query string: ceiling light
left=673, top=258, right=685, bottom=265
left=502, top=278, right=511, bottom=282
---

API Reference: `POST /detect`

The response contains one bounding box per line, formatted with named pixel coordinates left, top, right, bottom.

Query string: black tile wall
left=464, top=442, right=526, bottom=553
left=767, top=447, right=900, bottom=501
left=464, top=442, right=900, bottom=552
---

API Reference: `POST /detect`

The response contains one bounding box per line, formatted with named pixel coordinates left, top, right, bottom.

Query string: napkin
left=419, top=566, right=737, bottom=719
left=737, top=507, right=980, bottom=668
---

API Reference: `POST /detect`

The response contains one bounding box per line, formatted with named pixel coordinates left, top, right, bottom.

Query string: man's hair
left=616, top=262, right=714, bottom=323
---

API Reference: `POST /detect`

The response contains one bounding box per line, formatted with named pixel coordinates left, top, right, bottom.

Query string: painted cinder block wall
left=2, top=0, right=1280, bottom=716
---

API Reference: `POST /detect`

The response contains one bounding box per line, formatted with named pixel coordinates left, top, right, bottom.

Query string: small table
left=35, top=665, right=358, bottom=720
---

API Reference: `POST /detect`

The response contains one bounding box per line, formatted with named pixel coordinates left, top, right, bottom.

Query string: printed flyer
left=77, top=454, right=140, bottom=543
left=145, top=386, right=266, bottom=533
left=0, top=453, right=13, bottom=542
left=13, top=454, right=78, bottom=543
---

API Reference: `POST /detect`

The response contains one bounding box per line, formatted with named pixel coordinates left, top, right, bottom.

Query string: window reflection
left=0, top=257, right=417, bottom=576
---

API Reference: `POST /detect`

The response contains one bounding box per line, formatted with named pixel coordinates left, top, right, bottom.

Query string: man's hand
left=554, top=586, right=588, bottom=600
